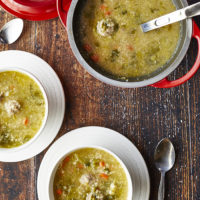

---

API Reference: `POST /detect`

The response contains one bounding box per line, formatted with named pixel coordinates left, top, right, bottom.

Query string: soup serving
left=77, top=0, right=180, bottom=79
left=53, top=148, right=129, bottom=200
left=0, top=71, right=46, bottom=148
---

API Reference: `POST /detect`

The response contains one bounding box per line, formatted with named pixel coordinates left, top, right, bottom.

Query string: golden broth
left=78, top=0, right=180, bottom=78
left=54, top=148, right=128, bottom=200
left=0, top=71, right=46, bottom=148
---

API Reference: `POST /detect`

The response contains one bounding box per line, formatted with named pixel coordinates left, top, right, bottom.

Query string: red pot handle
left=57, top=0, right=72, bottom=27
left=151, top=21, right=200, bottom=88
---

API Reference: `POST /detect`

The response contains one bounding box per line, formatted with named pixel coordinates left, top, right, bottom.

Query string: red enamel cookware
left=57, top=0, right=200, bottom=88
left=0, top=0, right=58, bottom=21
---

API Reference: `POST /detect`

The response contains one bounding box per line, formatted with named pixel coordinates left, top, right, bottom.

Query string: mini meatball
left=5, top=100, right=21, bottom=116
left=79, top=174, right=94, bottom=185
left=97, top=18, right=117, bottom=37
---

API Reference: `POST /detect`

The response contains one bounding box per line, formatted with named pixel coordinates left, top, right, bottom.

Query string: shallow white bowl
left=0, top=67, right=49, bottom=152
left=0, top=50, right=65, bottom=162
left=48, top=145, right=133, bottom=200
left=37, top=126, right=150, bottom=200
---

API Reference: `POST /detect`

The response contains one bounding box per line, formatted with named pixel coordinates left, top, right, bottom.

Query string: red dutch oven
left=0, top=0, right=58, bottom=21
left=57, top=0, right=200, bottom=88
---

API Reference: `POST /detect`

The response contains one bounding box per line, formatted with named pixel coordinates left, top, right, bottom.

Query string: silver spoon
left=141, top=2, right=200, bottom=32
left=154, top=138, right=175, bottom=200
left=0, top=18, right=24, bottom=44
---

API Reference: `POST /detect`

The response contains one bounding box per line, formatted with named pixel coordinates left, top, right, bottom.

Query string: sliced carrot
left=56, top=189, right=62, bottom=195
left=100, top=173, right=109, bottom=179
left=91, top=54, right=99, bottom=63
left=24, top=117, right=29, bottom=126
left=83, top=44, right=92, bottom=52
left=100, top=4, right=107, bottom=10
left=64, top=156, right=70, bottom=163
left=77, top=163, right=84, bottom=169
left=62, top=156, right=70, bottom=167
left=10, top=85, right=15, bottom=90
left=105, top=11, right=111, bottom=16
left=127, top=45, right=134, bottom=51
left=99, top=161, right=105, bottom=167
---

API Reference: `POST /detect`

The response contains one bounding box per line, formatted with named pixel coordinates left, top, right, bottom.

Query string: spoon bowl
left=154, top=138, right=175, bottom=172
left=154, top=138, right=175, bottom=200
left=0, top=18, right=24, bottom=44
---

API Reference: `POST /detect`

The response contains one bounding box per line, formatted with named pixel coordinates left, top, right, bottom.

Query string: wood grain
left=0, top=0, right=200, bottom=199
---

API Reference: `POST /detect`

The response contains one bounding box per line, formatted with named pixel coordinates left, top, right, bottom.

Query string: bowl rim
left=48, top=145, right=133, bottom=200
left=67, top=0, right=192, bottom=88
left=0, top=67, right=49, bottom=151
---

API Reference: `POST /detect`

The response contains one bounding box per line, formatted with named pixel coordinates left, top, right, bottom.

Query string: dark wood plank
left=0, top=12, right=37, bottom=200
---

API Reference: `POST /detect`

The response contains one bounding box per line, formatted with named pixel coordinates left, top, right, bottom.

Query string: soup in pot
left=53, top=148, right=129, bottom=200
left=0, top=71, right=46, bottom=148
left=77, top=0, right=180, bottom=79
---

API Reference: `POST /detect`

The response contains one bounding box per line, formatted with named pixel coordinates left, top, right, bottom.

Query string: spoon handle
left=158, top=172, right=165, bottom=200
left=185, top=2, right=200, bottom=18
left=141, top=2, right=200, bottom=32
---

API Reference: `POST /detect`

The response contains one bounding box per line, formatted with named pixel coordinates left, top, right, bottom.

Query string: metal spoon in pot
left=141, top=2, right=200, bottom=32
left=154, top=138, right=175, bottom=200
left=0, top=18, right=24, bottom=44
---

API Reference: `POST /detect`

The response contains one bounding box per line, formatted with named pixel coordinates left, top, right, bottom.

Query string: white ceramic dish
left=0, top=68, right=49, bottom=152
left=48, top=146, right=133, bottom=200
left=37, top=126, right=150, bottom=200
left=0, top=50, right=65, bottom=162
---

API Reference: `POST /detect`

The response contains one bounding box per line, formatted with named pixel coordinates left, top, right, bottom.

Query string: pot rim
left=67, top=0, right=192, bottom=88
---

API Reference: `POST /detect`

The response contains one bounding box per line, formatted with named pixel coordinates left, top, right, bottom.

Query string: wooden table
left=0, top=0, right=200, bottom=199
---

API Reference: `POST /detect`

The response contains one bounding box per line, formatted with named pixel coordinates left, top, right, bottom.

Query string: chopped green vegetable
left=150, top=8, right=159, bottom=13
left=130, top=28, right=136, bottom=34
left=111, top=49, right=120, bottom=62
left=85, top=161, right=91, bottom=167
left=122, top=10, right=128, bottom=15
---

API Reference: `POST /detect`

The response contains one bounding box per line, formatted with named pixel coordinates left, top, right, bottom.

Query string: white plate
left=0, top=50, right=65, bottom=162
left=37, top=126, right=150, bottom=200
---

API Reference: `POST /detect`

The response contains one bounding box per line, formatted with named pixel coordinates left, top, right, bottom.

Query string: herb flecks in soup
left=79, top=0, right=180, bottom=78
left=54, top=148, right=128, bottom=200
left=0, top=71, right=46, bottom=148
